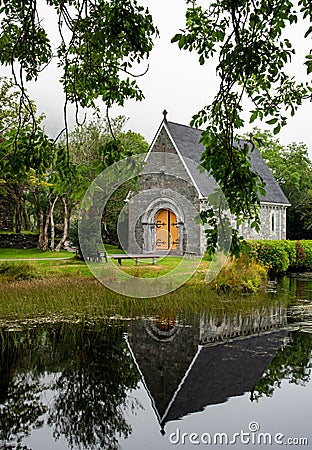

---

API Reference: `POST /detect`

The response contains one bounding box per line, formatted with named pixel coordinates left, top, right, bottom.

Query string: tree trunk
left=22, top=198, right=31, bottom=231
left=43, top=206, right=50, bottom=247
left=14, top=194, right=23, bottom=233
left=37, top=207, right=48, bottom=250
left=50, top=195, right=59, bottom=250
left=37, top=194, right=53, bottom=250
left=55, top=197, right=69, bottom=252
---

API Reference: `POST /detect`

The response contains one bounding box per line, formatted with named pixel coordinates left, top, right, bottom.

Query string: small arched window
left=271, top=212, right=275, bottom=232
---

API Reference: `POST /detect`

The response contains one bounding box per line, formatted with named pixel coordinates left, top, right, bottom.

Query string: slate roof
left=165, top=121, right=290, bottom=205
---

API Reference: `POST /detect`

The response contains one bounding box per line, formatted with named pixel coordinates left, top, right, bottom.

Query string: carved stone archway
left=141, top=198, right=184, bottom=255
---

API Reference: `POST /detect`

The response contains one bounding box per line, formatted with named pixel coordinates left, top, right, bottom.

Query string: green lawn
left=104, top=244, right=125, bottom=254
left=0, top=244, right=126, bottom=260
left=0, top=247, right=74, bottom=259
left=0, top=246, right=208, bottom=282
left=112, top=256, right=200, bottom=277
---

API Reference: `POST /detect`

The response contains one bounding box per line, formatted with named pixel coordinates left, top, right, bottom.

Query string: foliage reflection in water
left=0, top=275, right=311, bottom=449
left=0, top=321, right=140, bottom=449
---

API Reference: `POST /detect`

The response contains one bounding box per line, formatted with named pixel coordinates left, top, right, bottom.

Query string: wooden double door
left=155, top=209, right=179, bottom=251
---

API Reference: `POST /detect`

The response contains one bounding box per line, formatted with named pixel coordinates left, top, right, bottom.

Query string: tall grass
left=211, top=256, right=268, bottom=293
left=0, top=261, right=40, bottom=281
left=0, top=276, right=289, bottom=325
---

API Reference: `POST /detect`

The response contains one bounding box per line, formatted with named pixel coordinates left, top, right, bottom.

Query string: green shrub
left=213, top=256, right=268, bottom=293
left=248, top=240, right=289, bottom=273
left=301, top=240, right=312, bottom=269
left=0, top=262, right=40, bottom=281
left=247, top=240, right=312, bottom=273
left=283, top=240, right=297, bottom=267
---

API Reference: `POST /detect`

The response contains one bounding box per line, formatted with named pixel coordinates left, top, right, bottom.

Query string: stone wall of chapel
left=128, top=179, right=202, bottom=255
left=140, top=173, right=200, bottom=207
left=127, top=126, right=203, bottom=255
left=239, top=204, right=287, bottom=240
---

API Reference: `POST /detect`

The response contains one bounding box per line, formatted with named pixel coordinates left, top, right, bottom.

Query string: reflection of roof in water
left=127, top=317, right=289, bottom=433
left=162, top=330, right=288, bottom=427
left=127, top=318, right=200, bottom=422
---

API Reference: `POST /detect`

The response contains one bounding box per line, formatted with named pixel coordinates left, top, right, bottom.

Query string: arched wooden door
left=155, top=209, right=179, bottom=250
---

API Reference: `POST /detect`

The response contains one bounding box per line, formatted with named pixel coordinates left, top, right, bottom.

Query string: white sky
left=6, top=0, right=311, bottom=158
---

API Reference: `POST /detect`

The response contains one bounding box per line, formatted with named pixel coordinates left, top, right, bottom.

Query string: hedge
left=247, top=240, right=312, bottom=274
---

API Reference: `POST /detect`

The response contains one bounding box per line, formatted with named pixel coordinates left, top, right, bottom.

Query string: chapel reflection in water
left=0, top=300, right=311, bottom=448
left=126, top=304, right=291, bottom=433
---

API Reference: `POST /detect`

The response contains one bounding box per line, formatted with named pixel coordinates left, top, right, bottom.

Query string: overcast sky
left=13, top=0, right=312, bottom=159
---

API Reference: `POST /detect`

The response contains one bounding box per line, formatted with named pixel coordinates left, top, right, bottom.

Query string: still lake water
left=0, top=274, right=311, bottom=450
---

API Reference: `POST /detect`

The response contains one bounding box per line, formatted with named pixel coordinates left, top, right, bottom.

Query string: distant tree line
left=0, top=76, right=311, bottom=251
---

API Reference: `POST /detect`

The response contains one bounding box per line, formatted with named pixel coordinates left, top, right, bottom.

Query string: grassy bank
left=0, top=252, right=267, bottom=291
left=0, top=246, right=292, bottom=324
left=0, top=244, right=269, bottom=297
left=0, top=275, right=287, bottom=324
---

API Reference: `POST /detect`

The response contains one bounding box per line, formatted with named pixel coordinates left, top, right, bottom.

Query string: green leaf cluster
left=0, top=0, right=158, bottom=111
left=0, top=127, right=54, bottom=183
left=0, top=0, right=52, bottom=81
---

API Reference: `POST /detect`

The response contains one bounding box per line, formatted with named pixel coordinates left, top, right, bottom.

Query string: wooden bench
left=110, top=254, right=160, bottom=266
left=184, top=251, right=197, bottom=260
left=86, top=251, right=108, bottom=263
